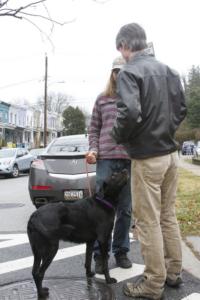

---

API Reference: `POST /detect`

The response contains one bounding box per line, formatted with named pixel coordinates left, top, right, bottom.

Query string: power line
left=0, top=78, right=42, bottom=90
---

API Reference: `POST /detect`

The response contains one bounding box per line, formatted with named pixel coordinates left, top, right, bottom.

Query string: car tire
left=11, top=164, right=19, bottom=178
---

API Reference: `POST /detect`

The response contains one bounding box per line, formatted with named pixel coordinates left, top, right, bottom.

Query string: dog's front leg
left=99, top=241, right=117, bottom=284
left=85, top=241, right=95, bottom=277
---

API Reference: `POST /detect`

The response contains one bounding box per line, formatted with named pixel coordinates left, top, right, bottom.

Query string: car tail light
left=31, top=159, right=46, bottom=170
left=32, top=185, right=53, bottom=190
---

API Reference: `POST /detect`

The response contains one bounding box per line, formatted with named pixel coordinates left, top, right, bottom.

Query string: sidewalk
left=179, top=156, right=200, bottom=279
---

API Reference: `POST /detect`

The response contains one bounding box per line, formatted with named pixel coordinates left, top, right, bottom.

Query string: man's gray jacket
left=111, top=51, right=187, bottom=159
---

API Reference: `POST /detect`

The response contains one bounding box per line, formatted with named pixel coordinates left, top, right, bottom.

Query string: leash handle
left=85, top=158, right=92, bottom=197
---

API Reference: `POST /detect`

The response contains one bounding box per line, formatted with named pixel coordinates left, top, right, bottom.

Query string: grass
left=176, top=168, right=200, bottom=236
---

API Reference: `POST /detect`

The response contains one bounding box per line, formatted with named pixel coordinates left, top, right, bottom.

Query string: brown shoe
left=166, top=274, right=183, bottom=287
left=123, top=280, right=163, bottom=300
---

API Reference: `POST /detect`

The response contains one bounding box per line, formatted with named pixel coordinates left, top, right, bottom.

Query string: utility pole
left=44, top=54, right=48, bottom=147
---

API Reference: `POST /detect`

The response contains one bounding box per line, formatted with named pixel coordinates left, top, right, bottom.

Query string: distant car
left=28, top=134, right=96, bottom=208
left=0, top=148, right=34, bottom=178
left=181, top=141, right=195, bottom=155
left=29, top=148, right=45, bottom=160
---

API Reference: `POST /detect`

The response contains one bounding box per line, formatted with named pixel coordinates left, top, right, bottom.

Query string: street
left=0, top=174, right=200, bottom=299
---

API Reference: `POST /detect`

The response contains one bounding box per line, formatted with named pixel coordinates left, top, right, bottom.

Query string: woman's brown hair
left=102, top=70, right=118, bottom=98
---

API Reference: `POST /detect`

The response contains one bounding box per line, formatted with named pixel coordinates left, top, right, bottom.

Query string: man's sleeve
left=172, top=77, right=187, bottom=131
left=178, top=80, right=187, bottom=123
left=111, top=71, right=142, bottom=144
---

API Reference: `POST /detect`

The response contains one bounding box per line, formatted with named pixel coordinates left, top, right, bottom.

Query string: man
left=111, top=23, right=187, bottom=300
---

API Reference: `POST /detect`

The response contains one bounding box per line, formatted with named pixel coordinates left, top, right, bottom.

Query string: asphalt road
left=0, top=174, right=200, bottom=299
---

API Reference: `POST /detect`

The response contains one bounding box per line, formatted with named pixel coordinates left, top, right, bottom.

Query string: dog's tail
left=27, top=214, right=75, bottom=240
left=27, top=214, right=52, bottom=240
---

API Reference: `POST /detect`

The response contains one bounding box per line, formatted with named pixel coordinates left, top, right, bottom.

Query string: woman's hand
left=85, top=151, right=97, bottom=164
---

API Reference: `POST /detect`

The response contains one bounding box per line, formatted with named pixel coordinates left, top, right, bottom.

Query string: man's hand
left=85, top=151, right=97, bottom=164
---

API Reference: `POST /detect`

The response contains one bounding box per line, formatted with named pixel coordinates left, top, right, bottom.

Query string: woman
left=86, top=56, right=132, bottom=273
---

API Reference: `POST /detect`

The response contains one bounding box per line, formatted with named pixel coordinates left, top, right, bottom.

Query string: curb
left=182, top=240, right=200, bottom=279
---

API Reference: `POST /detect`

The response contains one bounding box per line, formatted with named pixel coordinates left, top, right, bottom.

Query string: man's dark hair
left=116, top=23, right=147, bottom=51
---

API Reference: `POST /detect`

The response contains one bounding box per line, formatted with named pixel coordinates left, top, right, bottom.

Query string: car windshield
left=0, top=149, right=16, bottom=158
left=47, top=139, right=89, bottom=154
left=30, top=149, right=44, bottom=155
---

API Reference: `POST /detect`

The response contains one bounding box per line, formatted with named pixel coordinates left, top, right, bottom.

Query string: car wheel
left=11, top=164, right=19, bottom=178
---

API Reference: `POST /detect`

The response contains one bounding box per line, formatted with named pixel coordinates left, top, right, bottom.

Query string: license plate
left=64, top=190, right=83, bottom=200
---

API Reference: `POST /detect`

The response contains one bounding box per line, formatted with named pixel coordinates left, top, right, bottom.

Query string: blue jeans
left=93, top=159, right=132, bottom=256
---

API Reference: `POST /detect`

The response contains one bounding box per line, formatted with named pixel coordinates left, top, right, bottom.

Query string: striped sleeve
left=88, top=96, right=102, bottom=154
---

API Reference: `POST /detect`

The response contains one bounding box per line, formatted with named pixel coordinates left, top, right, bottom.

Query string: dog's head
left=100, top=169, right=129, bottom=201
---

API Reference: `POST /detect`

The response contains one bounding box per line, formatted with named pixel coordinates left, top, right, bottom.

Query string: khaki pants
left=131, top=151, right=182, bottom=292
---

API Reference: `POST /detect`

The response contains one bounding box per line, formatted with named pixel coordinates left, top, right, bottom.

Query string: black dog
left=27, top=169, right=128, bottom=299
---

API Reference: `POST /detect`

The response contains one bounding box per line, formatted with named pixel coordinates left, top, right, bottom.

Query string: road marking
left=0, top=232, right=136, bottom=275
left=0, top=233, right=135, bottom=249
left=182, top=294, right=200, bottom=300
left=0, top=244, right=86, bottom=275
left=0, top=234, right=28, bottom=249
left=0, top=243, right=144, bottom=280
left=95, top=264, right=144, bottom=282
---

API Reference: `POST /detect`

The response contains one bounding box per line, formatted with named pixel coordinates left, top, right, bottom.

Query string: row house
left=0, top=101, right=11, bottom=146
left=32, top=106, right=63, bottom=147
left=0, top=100, right=63, bottom=148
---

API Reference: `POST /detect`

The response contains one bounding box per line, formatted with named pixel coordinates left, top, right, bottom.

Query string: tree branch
left=0, top=0, right=9, bottom=9
left=22, top=16, right=55, bottom=51
left=0, top=0, right=47, bottom=18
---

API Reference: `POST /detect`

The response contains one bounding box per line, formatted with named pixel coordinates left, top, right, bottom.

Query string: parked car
left=193, top=141, right=200, bottom=157
left=0, top=147, right=34, bottom=178
left=28, top=134, right=96, bottom=208
left=29, top=148, right=45, bottom=160
left=181, top=141, right=195, bottom=155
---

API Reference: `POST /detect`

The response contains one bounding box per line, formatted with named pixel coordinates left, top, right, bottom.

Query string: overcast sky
left=0, top=0, right=200, bottom=113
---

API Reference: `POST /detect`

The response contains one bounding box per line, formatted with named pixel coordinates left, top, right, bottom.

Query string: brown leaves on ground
left=176, top=168, right=200, bottom=236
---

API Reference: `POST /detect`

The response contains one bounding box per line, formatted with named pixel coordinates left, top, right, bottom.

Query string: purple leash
left=96, top=196, right=114, bottom=209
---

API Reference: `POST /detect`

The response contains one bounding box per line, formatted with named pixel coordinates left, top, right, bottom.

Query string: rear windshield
left=47, top=138, right=89, bottom=154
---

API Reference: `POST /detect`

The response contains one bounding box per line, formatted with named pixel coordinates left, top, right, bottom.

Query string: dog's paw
left=86, top=271, right=95, bottom=277
left=106, top=277, right=117, bottom=284
left=38, top=287, right=49, bottom=299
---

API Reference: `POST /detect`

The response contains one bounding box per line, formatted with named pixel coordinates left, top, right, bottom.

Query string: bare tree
left=0, top=0, right=111, bottom=20
left=0, top=0, right=75, bottom=46
left=0, top=0, right=110, bottom=45
left=36, top=92, right=74, bottom=114
left=0, top=0, right=64, bottom=23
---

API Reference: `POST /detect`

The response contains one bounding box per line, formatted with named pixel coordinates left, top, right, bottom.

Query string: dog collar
left=96, top=196, right=114, bottom=209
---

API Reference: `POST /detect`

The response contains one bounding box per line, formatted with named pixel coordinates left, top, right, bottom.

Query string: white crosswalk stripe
left=0, top=234, right=28, bottom=249
left=95, top=264, right=144, bottom=282
left=182, top=294, right=200, bottom=300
